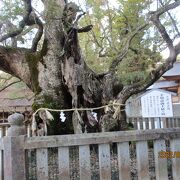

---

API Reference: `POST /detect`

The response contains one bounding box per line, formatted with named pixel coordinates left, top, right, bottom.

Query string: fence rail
left=25, top=128, right=180, bottom=149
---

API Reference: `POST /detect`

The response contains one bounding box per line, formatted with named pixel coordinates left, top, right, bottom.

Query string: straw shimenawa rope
left=31, top=102, right=125, bottom=136
left=32, top=102, right=125, bottom=119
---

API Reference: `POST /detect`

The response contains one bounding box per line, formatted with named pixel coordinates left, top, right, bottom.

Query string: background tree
left=0, top=73, right=20, bottom=92
left=0, top=0, right=180, bottom=134
left=78, top=0, right=177, bottom=84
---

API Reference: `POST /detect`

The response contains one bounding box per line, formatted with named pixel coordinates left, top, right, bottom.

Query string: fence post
left=3, top=113, right=26, bottom=180
left=0, top=127, right=3, bottom=180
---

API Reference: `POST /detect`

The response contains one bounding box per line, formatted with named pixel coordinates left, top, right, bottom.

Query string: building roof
left=137, top=89, right=177, bottom=99
left=142, top=89, right=176, bottom=96
left=0, top=98, right=33, bottom=108
left=163, top=62, right=180, bottom=77
left=0, top=84, right=33, bottom=112
left=147, top=80, right=178, bottom=89
left=127, top=89, right=177, bottom=103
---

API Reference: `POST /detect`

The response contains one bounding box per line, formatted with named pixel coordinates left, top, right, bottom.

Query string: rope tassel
left=72, top=109, right=83, bottom=134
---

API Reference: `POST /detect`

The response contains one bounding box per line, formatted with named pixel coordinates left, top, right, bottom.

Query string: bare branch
left=100, top=21, right=119, bottom=53
left=109, top=23, right=149, bottom=74
left=0, top=0, right=32, bottom=42
left=0, top=75, right=13, bottom=82
left=159, top=0, right=180, bottom=37
left=150, top=0, right=180, bottom=17
left=90, top=30, right=103, bottom=49
left=149, top=1, right=180, bottom=49
left=31, top=26, right=43, bottom=52
left=150, top=1, right=180, bottom=53
left=0, top=80, right=21, bottom=92
left=105, top=0, right=118, bottom=52
left=28, top=12, right=44, bottom=51
left=150, top=1, right=180, bottom=50
left=151, top=16, right=173, bottom=49
left=77, top=25, right=93, bottom=33
left=0, top=5, right=43, bottom=52
left=73, top=12, right=86, bottom=27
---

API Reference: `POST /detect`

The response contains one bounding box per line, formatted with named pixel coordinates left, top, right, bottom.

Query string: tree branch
left=0, top=80, right=21, bottom=92
left=77, top=25, right=93, bottom=33
left=117, top=57, right=176, bottom=103
left=0, top=0, right=32, bottom=42
left=159, top=0, right=180, bottom=37
left=0, top=46, right=32, bottom=89
left=150, top=0, right=180, bottom=17
left=117, top=0, right=180, bottom=103
left=149, top=1, right=180, bottom=49
left=73, top=12, right=86, bottom=27
left=0, top=75, right=13, bottom=82
left=28, top=12, right=44, bottom=51
left=109, top=23, right=148, bottom=74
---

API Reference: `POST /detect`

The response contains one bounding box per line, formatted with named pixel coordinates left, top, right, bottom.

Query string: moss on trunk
left=25, top=52, right=41, bottom=93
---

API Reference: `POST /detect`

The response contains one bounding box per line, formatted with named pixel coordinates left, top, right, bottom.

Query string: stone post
left=4, top=113, right=26, bottom=180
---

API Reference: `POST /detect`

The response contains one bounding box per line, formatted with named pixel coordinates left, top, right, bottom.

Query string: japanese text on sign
left=141, top=90, right=173, bottom=117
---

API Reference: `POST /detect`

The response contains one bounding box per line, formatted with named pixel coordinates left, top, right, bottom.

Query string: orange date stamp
left=158, top=151, right=180, bottom=158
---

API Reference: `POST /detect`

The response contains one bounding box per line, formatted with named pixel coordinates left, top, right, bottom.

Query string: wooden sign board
left=141, top=90, right=173, bottom=117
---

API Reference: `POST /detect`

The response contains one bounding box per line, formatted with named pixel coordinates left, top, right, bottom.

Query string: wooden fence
left=127, top=117, right=180, bottom=130
left=0, top=113, right=180, bottom=180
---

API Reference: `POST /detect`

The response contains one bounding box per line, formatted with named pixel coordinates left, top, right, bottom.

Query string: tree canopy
left=78, top=0, right=180, bottom=84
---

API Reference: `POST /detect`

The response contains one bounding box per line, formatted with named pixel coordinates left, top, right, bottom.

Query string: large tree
left=0, top=0, right=180, bottom=134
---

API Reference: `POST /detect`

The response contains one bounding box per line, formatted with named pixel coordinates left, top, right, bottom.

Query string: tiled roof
left=147, top=80, right=178, bottom=89
left=163, top=62, right=180, bottom=77
left=0, top=98, right=33, bottom=108
left=0, top=84, right=33, bottom=110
